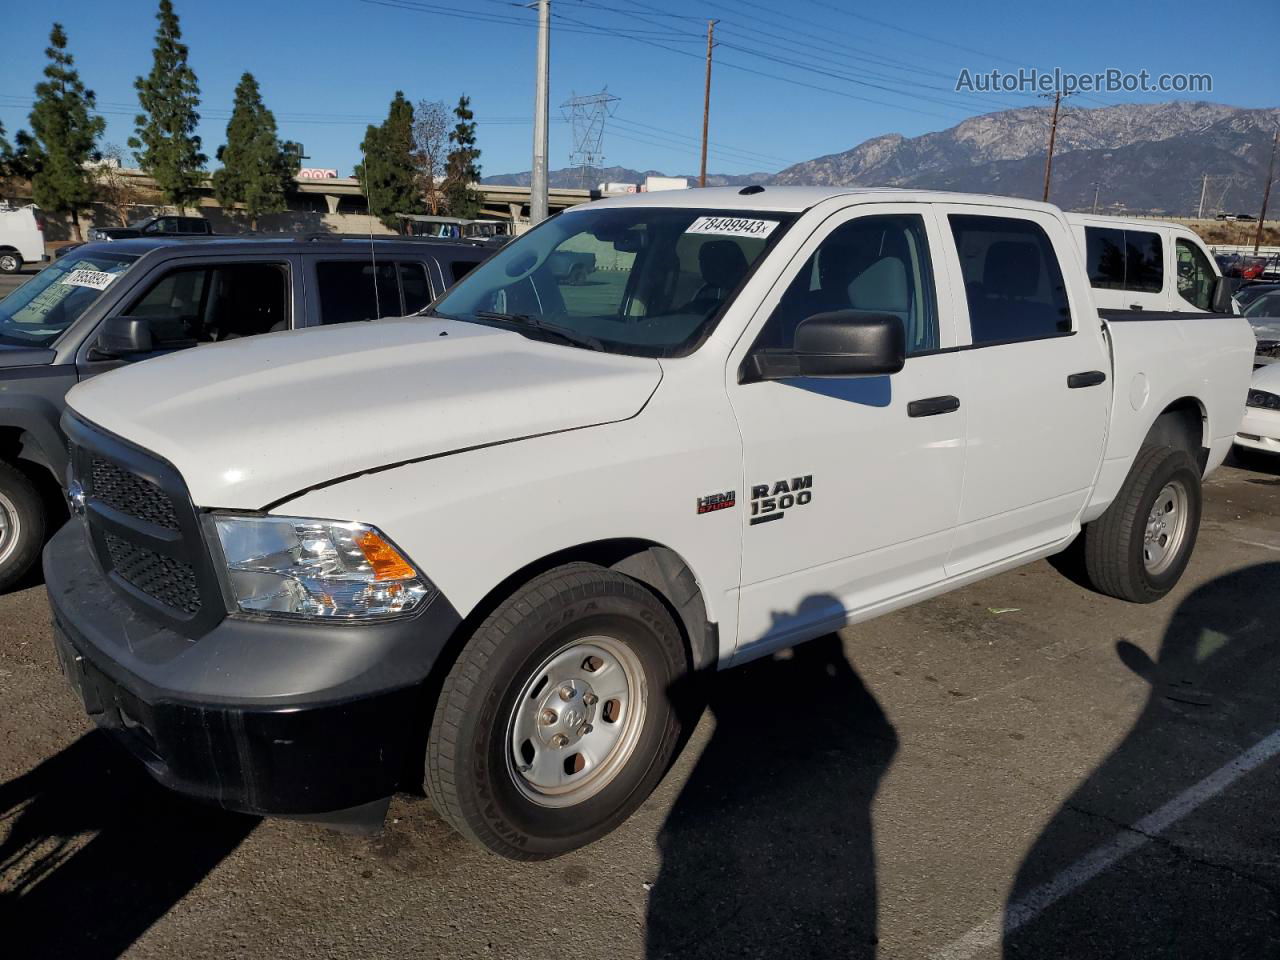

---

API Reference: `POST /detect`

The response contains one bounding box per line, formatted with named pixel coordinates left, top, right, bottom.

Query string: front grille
left=103, top=531, right=202, bottom=615
left=91, top=456, right=180, bottom=530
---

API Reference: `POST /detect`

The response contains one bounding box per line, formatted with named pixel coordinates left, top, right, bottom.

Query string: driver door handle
left=1068, top=370, right=1107, bottom=388
left=907, top=395, right=960, bottom=418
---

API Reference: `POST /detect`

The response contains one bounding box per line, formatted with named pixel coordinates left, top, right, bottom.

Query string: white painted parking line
left=932, top=727, right=1280, bottom=960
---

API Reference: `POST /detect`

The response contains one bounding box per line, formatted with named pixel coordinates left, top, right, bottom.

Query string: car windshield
left=431, top=206, right=795, bottom=357
left=0, top=250, right=138, bottom=346
left=1245, top=293, right=1280, bottom=320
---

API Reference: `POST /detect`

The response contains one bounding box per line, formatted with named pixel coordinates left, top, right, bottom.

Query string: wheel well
left=1145, top=398, right=1207, bottom=468
left=457, top=539, right=716, bottom=675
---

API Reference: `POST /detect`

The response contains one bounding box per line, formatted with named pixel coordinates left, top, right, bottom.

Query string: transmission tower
left=561, top=89, right=620, bottom=189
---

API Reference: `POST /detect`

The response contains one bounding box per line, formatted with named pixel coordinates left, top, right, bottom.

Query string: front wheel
left=425, top=563, right=686, bottom=859
left=0, top=460, right=46, bottom=592
left=0, top=251, right=22, bottom=274
left=1083, top=445, right=1202, bottom=603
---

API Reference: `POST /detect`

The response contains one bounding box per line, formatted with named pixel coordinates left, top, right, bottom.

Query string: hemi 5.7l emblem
left=750, top=475, right=813, bottom=525
left=697, top=490, right=736, bottom=515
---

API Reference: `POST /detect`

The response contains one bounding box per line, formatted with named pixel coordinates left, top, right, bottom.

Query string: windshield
left=432, top=206, right=795, bottom=357
left=0, top=250, right=137, bottom=346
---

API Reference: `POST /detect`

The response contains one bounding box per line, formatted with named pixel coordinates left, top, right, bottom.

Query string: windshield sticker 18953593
left=60, top=269, right=118, bottom=291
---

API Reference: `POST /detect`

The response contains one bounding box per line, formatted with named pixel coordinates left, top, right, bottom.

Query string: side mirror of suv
left=745, top=311, right=907, bottom=382
left=1212, top=276, right=1243, bottom=314
left=94, top=316, right=154, bottom=358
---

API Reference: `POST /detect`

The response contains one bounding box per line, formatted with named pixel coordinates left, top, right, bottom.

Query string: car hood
left=0, top=343, right=55, bottom=368
left=1251, top=361, right=1280, bottom=391
left=65, top=316, right=663, bottom=508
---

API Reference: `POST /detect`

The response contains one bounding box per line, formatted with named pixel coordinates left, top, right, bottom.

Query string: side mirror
left=95, top=316, right=154, bottom=357
left=747, top=311, right=906, bottom=381
left=1212, top=275, right=1243, bottom=314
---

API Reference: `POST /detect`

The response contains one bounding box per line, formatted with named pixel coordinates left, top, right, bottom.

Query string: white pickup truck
left=44, top=187, right=1254, bottom=859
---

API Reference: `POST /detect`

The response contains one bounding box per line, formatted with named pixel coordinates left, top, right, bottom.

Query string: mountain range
left=483, top=101, right=1280, bottom=215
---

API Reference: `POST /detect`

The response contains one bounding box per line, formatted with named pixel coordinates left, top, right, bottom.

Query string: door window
left=316, top=260, right=401, bottom=324
left=1175, top=238, right=1215, bottom=311
left=399, top=262, right=433, bottom=313
left=125, top=262, right=289, bottom=346
left=756, top=213, right=939, bottom=356
left=949, top=215, right=1072, bottom=345
left=1124, top=231, right=1163, bottom=293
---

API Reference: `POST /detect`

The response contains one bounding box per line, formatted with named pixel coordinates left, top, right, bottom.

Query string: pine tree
left=130, top=0, right=205, bottom=212
left=355, top=91, right=420, bottom=229
left=213, top=73, right=301, bottom=230
left=25, top=24, right=105, bottom=241
left=443, top=95, right=482, bottom=219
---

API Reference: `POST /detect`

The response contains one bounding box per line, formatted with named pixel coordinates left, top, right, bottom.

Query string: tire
left=1083, top=445, right=1202, bottom=603
left=0, top=251, right=21, bottom=274
left=0, top=460, right=46, bottom=593
left=426, top=563, right=686, bottom=859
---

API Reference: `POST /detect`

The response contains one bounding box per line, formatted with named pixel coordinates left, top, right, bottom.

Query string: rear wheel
left=0, top=251, right=21, bottom=274
left=1083, top=445, right=1202, bottom=603
left=0, top=460, right=46, bottom=592
left=426, top=563, right=686, bottom=859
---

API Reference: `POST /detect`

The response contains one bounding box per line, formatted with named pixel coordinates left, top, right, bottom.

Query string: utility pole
left=1040, top=90, right=1070, bottom=203
left=1091, top=182, right=1100, bottom=214
left=1197, top=173, right=1209, bottom=220
left=1253, top=128, right=1277, bottom=255
left=699, top=19, right=717, bottom=188
left=530, top=0, right=551, bottom=225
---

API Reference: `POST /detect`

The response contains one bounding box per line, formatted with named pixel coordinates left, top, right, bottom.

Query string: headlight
left=1247, top=389, right=1280, bottom=410
left=210, top=514, right=435, bottom=619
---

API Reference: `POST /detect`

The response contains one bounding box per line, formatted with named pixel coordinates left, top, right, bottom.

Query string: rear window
left=1084, top=226, right=1163, bottom=294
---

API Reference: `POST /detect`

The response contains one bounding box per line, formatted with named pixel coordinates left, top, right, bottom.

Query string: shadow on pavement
left=1004, top=562, right=1280, bottom=958
left=647, top=596, right=898, bottom=959
left=0, top=731, right=257, bottom=959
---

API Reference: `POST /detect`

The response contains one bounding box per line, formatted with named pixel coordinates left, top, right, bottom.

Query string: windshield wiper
left=472, top=311, right=604, bottom=351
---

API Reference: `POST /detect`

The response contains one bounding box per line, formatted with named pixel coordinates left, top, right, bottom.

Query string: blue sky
left=3, top=0, right=1275, bottom=179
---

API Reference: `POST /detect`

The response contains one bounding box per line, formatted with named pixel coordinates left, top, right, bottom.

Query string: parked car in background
left=547, top=249, right=597, bottom=284
left=89, top=215, right=213, bottom=241
left=1216, top=212, right=1257, bottom=222
left=1215, top=253, right=1268, bottom=281
left=43, top=186, right=1253, bottom=859
left=1234, top=281, right=1280, bottom=310
left=0, top=203, right=48, bottom=274
left=1244, top=289, right=1280, bottom=365
left=1236, top=364, right=1280, bottom=455
left=0, top=234, right=490, bottom=590
left=1066, top=213, right=1228, bottom=314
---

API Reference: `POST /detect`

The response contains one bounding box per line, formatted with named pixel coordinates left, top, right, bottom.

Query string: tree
left=94, top=145, right=147, bottom=226
left=412, top=99, right=449, bottom=215
left=442, top=95, right=482, bottom=219
left=355, top=91, right=420, bottom=229
left=24, top=24, right=105, bottom=240
left=131, top=0, right=205, bottom=212
left=212, top=73, right=301, bottom=230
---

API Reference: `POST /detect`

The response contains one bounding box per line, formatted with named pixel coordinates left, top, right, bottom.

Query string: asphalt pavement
left=1, top=461, right=1278, bottom=959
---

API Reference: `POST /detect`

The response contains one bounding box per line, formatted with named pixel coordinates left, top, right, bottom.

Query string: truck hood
left=65, top=316, right=663, bottom=508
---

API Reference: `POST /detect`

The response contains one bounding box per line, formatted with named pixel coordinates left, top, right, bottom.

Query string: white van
left=0, top=203, right=47, bottom=274
left=1066, top=213, right=1225, bottom=315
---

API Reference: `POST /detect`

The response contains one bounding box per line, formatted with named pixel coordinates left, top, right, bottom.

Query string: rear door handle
left=907, top=395, right=961, bottom=417
left=1067, top=371, right=1107, bottom=389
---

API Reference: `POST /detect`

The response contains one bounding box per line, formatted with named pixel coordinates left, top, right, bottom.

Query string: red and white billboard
left=298, top=168, right=339, bottom=180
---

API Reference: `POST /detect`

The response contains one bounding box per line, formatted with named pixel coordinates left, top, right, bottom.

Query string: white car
left=1237, top=364, right=1280, bottom=454
left=43, top=186, right=1255, bottom=858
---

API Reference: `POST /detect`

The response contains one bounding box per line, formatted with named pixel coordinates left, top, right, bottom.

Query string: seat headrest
left=849, top=256, right=909, bottom=313
left=699, top=240, right=749, bottom=290
left=983, top=241, right=1041, bottom=298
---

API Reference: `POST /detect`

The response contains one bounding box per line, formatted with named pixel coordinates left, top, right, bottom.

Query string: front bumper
left=44, top=520, right=461, bottom=817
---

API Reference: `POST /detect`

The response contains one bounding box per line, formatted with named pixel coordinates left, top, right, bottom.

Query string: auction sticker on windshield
left=61, top=269, right=117, bottom=291
left=685, top=216, right=780, bottom=239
